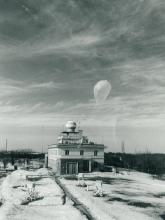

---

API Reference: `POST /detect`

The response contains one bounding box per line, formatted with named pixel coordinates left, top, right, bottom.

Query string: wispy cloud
left=0, top=0, right=165, bottom=151
left=29, top=81, right=65, bottom=89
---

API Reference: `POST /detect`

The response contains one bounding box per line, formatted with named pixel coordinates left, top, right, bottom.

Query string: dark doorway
left=83, top=160, right=89, bottom=172
left=67, top=162, right=78, bottom=174
left=93, top=161, right=98, bottom=170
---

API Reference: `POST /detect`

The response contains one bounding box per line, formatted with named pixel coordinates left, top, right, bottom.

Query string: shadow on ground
left=108, top=197, right=154, bottom=208
left=64, top=176, right=134, bottom=185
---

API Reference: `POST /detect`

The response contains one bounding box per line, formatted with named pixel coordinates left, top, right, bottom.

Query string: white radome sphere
left=66, top=121, right=77, bottom=129
left=94, top=80, right=111, bottom=103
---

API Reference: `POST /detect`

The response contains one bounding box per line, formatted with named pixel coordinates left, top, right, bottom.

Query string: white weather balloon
left=94, top=80, right=111, bottom=103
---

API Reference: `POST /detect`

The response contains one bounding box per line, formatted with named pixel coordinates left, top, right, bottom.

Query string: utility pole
left=121, top=141, right=125, bottom=154
left=121, top=141, right=125, bottom=168
left=6, top=139, right=8, bottom=152
left=41, top=126, right=45, bottom=153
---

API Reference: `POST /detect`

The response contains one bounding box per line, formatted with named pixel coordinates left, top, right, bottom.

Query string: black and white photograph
left=0, top=0, right=165, bottom=219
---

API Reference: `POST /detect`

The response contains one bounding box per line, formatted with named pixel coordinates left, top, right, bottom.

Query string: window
left=65, top=150, right=69, bottom=155
left=94, top=150, right=98, bottom=156
left=80, top=150, right=84, bottom=155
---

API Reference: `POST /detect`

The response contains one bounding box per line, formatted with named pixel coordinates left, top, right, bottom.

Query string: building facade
left=47, top=121, right=105, bottom=175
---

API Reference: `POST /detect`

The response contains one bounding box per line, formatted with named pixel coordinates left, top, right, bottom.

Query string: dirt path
left=54, top=176, right=96, bottom=220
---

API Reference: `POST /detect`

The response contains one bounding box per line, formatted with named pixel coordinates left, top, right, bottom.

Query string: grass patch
left=113, top=190, right=139, bottom=197
left=63, top=175, right=133, bottom=185
left=154, top=193, right=165, bottom=198
left=160, top=214, right=165, bottom=220
left=85, top=176, right=133, bottom=185
left=0, top=201, right=3, bottom=207
left=63, top=175, right=77, bottom=180
left=27, top=177, right=43, bottom=181
left=108, top=196, right=154, bottom=208
left=82, top=176, right=114, bottom=184
left=108, top=197, right=129, bottom=203
left=21, top=196, right=44, bottom=205
left=128, top=201, right=154, bottom=208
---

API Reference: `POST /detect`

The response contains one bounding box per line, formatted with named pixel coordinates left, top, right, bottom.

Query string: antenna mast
left=41, top=126, right=45, bottom=153
left=6, top=139, right=8, bottom=152
left=121, top=141, right=125, bottom=154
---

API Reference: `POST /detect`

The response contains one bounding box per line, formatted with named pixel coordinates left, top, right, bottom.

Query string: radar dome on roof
left=66, top=121, right=77, bottom=130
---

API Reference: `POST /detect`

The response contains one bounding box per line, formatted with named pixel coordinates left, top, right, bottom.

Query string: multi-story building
left=47, top=121, right=105, bottom=175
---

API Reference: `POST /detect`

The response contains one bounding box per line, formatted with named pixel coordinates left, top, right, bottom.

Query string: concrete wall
left=48, top=145, right=105, bottom=174
left=48, top=157, right=61, bottom=175
left=60, top=147, right=104, bottom=160
left=48, top=146, right=104, bottom=160
left=48, top=148, right=60, bottom=157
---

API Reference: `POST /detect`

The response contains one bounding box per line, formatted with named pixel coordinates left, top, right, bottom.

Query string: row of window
left=65, top=150, right=98, bottom=156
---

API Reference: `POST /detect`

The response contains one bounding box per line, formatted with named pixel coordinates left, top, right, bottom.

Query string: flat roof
left=48, top=143, right=105, bottom=149
left=60, top=131, right=80, bottom=134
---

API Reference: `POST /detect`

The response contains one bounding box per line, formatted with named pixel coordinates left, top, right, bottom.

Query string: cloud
left=0, top=57, right=165, bottom=129
left=0, top=0, right=165, bottom=151
left=29, top=81, right=64, bottom=89
left=0, top=77, right=25, bottom=97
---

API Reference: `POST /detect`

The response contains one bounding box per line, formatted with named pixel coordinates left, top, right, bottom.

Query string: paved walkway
left=54, top=176, right=96, bottom=220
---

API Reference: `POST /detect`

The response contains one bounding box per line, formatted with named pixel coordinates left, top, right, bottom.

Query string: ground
left=0, top=169, right=86, bottom=220
left=0, top=169, right=165, bottom=220
left=60, top=171, right=165, bottom=220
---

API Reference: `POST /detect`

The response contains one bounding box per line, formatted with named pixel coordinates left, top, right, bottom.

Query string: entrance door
left=83, top=160, right=89, bottom=172
left=67, top=162, right=78, bottom=174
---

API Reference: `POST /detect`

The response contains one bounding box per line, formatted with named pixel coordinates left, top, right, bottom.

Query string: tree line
left=0, top=151, right=44, bottom=168
left=104, top=152, right=165, bottom=177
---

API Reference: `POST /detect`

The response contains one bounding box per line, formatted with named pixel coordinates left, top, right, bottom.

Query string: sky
left=0, top=0, right=165, bottom=153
